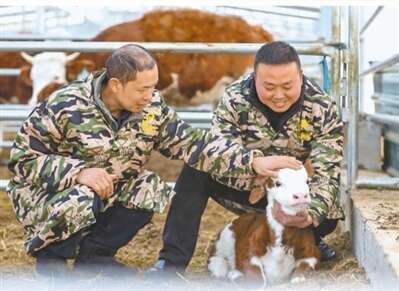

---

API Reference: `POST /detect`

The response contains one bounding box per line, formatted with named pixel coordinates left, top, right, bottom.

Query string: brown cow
left=0, top=52, right=30, bottom=103
left=72, top=9, right=273, bottom=103
left=1, top=9, right=272, bottom=105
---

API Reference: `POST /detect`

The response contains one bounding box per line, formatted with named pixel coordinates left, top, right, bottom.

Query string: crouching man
left=7, top=44, right=276, bottom=277
left=150, top=41, right=345, bottom=275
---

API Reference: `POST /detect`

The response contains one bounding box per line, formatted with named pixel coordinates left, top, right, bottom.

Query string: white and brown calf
left=208, top=167, right=320, bottom=285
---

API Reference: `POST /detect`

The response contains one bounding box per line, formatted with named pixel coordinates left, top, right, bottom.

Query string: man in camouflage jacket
left=152, top=41, right=344, bottom=273
left=7, top=44, right=272, bottom=276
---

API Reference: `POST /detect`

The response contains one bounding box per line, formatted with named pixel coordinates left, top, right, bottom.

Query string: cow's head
left=268, top=167, right=310, bottom=215
left=249, top=166, right=311, bottom=216
left=20, top=52, right=80, bottom=106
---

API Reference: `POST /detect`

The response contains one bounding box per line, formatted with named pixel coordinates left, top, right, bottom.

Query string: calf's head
left=250, top=167, right=311, bottom=216
left=268, top=167, right=310, bottom=215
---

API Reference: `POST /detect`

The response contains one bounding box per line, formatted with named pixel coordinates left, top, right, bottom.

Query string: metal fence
left=0, top=7, right=367, bottom=197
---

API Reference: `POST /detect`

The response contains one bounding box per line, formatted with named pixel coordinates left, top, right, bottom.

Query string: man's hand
left=271, top=200, right=313, bottom=228
left=252, top=155, right=302, bottom=177
left=76, top=168, right=117, bottom=199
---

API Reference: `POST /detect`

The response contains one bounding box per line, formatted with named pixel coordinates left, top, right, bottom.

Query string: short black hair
left=254, top=41, right=301, bottom=71
left=105, top=44, right=156, bottom=84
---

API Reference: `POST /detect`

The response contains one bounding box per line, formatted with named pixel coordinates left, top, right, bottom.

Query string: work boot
left=74, top=253, right=135, bottom=278
left=35, top=250, right=70, bottom=279
left=318, top=239, right=336, bottom=261
left=145, top=259, right=184, bottom=279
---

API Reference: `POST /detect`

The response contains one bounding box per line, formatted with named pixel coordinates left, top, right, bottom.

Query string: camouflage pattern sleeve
left=154, top=98, right=261, bottom=178
left=204, top=90, right=265, bottom=178
left=308, top=101, right=344, bottom=226
left=8, top=104, right=85, bottom=193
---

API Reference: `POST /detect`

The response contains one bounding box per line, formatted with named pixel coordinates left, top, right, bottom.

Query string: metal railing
left=354, top=8, right=399, bottom=189
left=0, top=11, right=348, bottom=191
left=347, top=7, right=360, bottom=190
left=0, top=41, right=333, bottom=56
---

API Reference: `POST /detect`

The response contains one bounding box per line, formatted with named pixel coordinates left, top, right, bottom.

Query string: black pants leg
left=77, top=202, right=154, bottom=258
left=35, top=196, right=153, bottom=260
left=33, top=195, right=104, bottom=260
left=313, top=218, right=338, bottom=244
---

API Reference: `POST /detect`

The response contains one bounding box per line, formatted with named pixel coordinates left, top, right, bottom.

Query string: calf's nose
left=292, top=192, right=311, bottom=204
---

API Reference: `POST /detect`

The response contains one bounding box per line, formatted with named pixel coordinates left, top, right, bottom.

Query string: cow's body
left=208, top=168, right=321, bottom=286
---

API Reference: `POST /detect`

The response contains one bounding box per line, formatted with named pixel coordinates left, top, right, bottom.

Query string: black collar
left=246, top=74, right=305, bottom=132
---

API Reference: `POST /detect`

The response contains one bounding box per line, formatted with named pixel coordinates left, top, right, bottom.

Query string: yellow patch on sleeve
left=141, top=113, right=157, bottom=135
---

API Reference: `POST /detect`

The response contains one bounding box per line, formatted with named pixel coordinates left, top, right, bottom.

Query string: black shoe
left=318, top=240, right=336, bottom=262
left=145, top=259, right=183, bottom=278
left=74, top=255, right=135, bottom=278
left=35, top=251, right=71, bottom=279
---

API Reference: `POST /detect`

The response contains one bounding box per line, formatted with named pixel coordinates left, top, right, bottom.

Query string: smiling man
left=150, top=41, right=345, bottom=275
left=7, top=44, right=280, bottom=278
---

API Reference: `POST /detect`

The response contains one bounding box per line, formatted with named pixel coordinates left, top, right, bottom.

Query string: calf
left=208, top=167, right=320, bottom=286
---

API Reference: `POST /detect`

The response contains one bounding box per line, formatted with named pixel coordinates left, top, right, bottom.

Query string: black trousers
left=159, top=164, right=338, bottom=267
left=34, top=197, right=153, bottom=260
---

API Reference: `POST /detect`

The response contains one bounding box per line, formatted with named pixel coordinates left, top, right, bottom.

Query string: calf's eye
left=275, top=181, right=282, bottom=187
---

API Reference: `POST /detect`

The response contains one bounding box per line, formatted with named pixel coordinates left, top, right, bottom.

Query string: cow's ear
left=19, top=66, right=32, bottom=86
left=249, top=186, right=266, bottom=204
left=304, top=160, right=314, bottom=177
left=249, top=177, right=272, bottom=204
left=66, top=59, right=95, bottom=81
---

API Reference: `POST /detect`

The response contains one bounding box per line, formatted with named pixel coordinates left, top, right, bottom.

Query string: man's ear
left=109, top=78, right=122, bottom=93
left=304, top=159, right=314, bottom=177
left=248, top=177, right=273, bottom=204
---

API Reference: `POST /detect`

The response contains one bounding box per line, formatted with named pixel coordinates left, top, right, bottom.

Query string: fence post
left=347, top=7, right=360, bottom=190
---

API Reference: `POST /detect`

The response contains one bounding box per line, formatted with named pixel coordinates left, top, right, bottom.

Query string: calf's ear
left=248, top=177, right=272, bottom=204
left=249, top=186, right=266, bottom=204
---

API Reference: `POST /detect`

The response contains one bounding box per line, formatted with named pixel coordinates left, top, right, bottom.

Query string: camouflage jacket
left=211, top=73, right=344, bottom=226
left=6, top=72, right=262, bottom=253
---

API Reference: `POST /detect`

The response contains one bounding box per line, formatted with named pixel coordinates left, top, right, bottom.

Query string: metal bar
left=364, top=112, right=399, bottom=126
left=0, top=141, right=13, bottom=148
left=360, top=53, right=399, bottom=77
left=218, top=6, right=319, bottom=20
left=276, top=6, right=321, bottom=13
left=356, top=175, right=399, bottom=189
left=347, top=7, right=360, bottom=190
left=372, top=93, right=399, bottom=107
left=0, top=68, right=20, bottom=76
left=331, top=7, right=342, bottom=105
left=0, top=41, right=331, bottom=56
left=0, top=7, right=62, bottom=18
left=0, top=179, right=8, bottom=190
left=0, top=35, right=90, bottom=41
left=360, top=6, right=383, bottom=36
